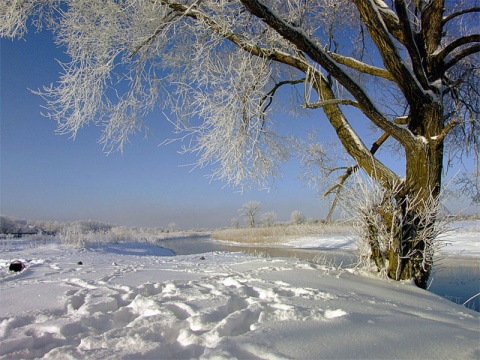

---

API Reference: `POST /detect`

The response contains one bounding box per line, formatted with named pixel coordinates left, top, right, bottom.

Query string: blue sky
left=1, top=30, right=477, bottom=229
left=0, top=30, right=340, bottom=229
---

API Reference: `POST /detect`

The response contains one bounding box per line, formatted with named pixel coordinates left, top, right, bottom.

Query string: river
left=157, top=236, right=480, bottom=312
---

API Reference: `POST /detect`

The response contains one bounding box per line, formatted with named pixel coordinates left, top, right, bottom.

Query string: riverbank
left=212, top=220, right=480, bottom=257
left=210, top=220, right=480, bottom=311
left=212, top=222, right=356, bottom=246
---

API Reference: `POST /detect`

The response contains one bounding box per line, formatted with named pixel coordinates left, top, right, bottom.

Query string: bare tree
left=239, top=201, right=261, bottom=228
left=1, top=0, right=478, bottom=288
left=231, top=217, right=240, bottom=229
left=262, top=211, right=277, bottom=227
left=290, top=210, right=306, bottom=225
left=168, top=223, right=177, bottom=233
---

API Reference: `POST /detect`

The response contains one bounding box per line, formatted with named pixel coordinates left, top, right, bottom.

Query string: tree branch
left=435, top=34, right=480, bottom=65
left=152, top=0, right=403, bottom=190
left=129, top=11, right=177, bottom=58
left=442, top=42, right=480, bottom=73
left=394, top=0, right=429, bottom=89
left=442, top=7, right=480, bottom=26
left=370, top=115, right=409, bottom=153
left=240, top=0, right=414, bottom=149
left=259, top=78, right=305, bottom=125
left=421, top=0, right=445, bottom=56
left=164, top=0, right=413, bottom=156
left=352, top=0, right=431, bottom=108
left=238, top=0, right=405, bottom=189
left=326, top=51, right=395, bottom=81
left=373, top=0, right=405, bottom=44
left=303, top=99, right=360, bottom=110
left=435, top=119, right=459, bottom=144
left=158, top=1, right=312, bottom=74
left=323, top=125, right=399, bottom=222
left=324, top=165, right=357, bottom=222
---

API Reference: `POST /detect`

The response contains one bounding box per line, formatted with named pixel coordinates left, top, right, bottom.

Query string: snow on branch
left=2, top=0, right=477, bottom=195
left=352, top=0, right=430, bottom=103
left=326, top=51, right=395, bottom=81
left=303, top=99, right=360, bottom=110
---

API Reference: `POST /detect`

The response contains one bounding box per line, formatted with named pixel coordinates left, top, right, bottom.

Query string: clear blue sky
left=1, top=30, right=477, bottom=229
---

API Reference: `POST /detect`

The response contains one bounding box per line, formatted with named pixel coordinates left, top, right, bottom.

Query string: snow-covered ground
left=0, top=221, right=479, bottom=359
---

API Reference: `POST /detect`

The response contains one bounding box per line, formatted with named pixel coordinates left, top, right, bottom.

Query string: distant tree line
left=0, top=216, right=112, bottom=237
left=0, top=215, right=184, bottom=241
left=235, top=201, right=316, bottom=229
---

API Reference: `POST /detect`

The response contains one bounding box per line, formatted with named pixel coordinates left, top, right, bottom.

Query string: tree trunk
left=370, top=103, right=444, bottom=289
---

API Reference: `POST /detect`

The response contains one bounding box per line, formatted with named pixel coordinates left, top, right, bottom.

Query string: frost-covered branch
left=0, top=0, right=58, bottom=38
left=260, top=78, right=305, bottom=118
left=322, top=123, right=402, bottom=222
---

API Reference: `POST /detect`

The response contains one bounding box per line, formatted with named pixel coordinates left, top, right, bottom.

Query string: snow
left=283, top=235, right=356, bottom=250
left=440, top=220, right=480, bottom=256
left=1, top=222, right=479, bottom=359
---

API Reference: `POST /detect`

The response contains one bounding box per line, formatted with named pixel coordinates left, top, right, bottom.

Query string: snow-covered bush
left=340, top=171, right=450, bottom=280
left=58, top=224, right=93, bottom=247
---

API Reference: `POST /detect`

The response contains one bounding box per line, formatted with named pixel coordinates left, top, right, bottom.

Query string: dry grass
left=212, top=222, right=355, bottom=245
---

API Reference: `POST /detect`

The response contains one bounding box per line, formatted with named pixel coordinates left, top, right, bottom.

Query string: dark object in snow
left=77, top=261, right=83, bottom=265
left=200, top=256, right=206, bottom=260
left=9, top=260, right=25, bottom=272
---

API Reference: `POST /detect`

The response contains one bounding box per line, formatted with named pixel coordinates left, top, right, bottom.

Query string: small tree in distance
left=231, top=217, right=240, bottom=229
left=262, top=211, right=277, bottom=227
left=290, top=210, right=306, bottom=225
left=239, top=201, right=261, bottom=228
left=168, top=223, right=177, bottom=233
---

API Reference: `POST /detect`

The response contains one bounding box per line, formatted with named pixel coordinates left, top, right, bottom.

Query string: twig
left=463, top=292, right=480, bottom=307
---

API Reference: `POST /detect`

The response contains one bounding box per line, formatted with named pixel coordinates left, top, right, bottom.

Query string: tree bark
left=369, top=103, right=444, bottom=288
